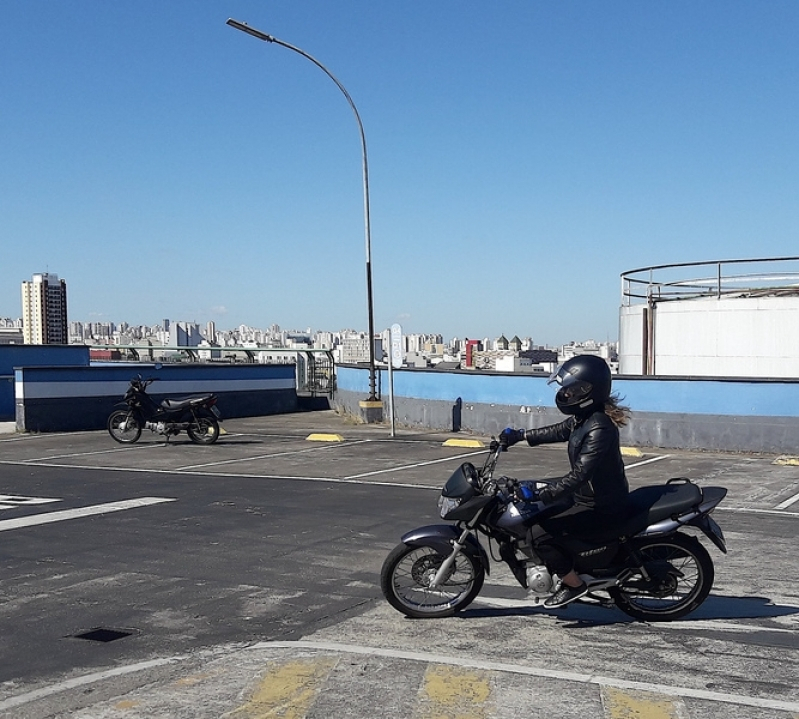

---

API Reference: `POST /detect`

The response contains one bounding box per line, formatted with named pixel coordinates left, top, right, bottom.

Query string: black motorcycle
left=107, top=375, right=222, bottom=445
left=381, top=440, right=727, bottom=622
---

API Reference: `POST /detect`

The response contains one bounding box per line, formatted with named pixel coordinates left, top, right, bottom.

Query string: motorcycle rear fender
left=686, top=513, right=727, bottom=554
left=401, top=524, right=491, bottom=576
left=637, top=514, right=727, bottom=554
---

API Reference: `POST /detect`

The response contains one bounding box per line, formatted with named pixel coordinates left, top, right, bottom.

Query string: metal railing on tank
left=621, top=256, right=799, bottom=306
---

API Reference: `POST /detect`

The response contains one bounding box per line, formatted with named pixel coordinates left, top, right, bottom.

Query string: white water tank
left=618, top=258, right=799, bottom=378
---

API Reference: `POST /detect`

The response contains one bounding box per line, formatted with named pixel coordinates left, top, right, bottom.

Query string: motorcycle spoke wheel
left=187, top=414, right=220, bottom=444
left=380, top=542, right=484, bottom=618
left=611, top=533, right=714, bottom=622
left=107, top=410, right=142, bottom=444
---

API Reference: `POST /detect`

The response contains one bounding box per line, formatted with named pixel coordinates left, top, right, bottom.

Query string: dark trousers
left=532, top=503, right=624, bottom=576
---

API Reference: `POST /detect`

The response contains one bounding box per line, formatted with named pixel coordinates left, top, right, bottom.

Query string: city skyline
left=3, top=4, right=798, bottom=346
left=4, top=273, right=614, bottom=350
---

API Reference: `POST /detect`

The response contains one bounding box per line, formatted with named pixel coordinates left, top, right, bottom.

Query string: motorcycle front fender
left=401, top=524, right=491, bottom=576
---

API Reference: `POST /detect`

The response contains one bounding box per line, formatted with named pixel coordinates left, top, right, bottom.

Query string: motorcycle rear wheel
left=107, top=410, right=142, bottom=444
left=380, top=541, right=484, bottom=618
left=610, top=532, right=714, bottom=621
left=187, top=412, right=220, bottom=444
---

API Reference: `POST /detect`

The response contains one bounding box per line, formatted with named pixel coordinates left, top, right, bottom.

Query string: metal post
left=227, top=19, right=378, bottom=401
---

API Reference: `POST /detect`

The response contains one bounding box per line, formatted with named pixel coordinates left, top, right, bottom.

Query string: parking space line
left=625, top=455, right=672, bottom=469
left=718, top=506, right=799, bottom=518
left=775, top=491, right=799, bottom=510
left=0, top=494, right=60, bottom=510
left=16, top=443, right=158, bottom=463
left=176, top=439, right=373, bottom=471
left=0, top=497, right=176, bottom=532
left=345, top=450, right=487, bottom=480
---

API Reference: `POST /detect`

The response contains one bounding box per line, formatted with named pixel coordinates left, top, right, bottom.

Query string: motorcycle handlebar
left=478, top=439, right=506, bottom=493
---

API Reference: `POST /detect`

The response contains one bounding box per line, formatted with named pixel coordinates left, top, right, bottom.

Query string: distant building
left=0, top=317, right=24, bottom=345
left=21, top=273, right=68, bottom=345
left=169, top=321, right=203, bottom=347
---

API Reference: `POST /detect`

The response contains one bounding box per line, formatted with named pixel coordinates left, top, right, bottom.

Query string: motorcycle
left=107, top=375, right=222, bottom=445
left=381, top=440, right=727, bottom=622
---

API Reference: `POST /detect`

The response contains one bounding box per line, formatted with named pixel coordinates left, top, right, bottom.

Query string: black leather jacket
left=524, top=410, right=629, bottom=514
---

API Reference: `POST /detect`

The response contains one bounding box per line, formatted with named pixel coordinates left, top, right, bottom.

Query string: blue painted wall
left=0, top=345, right=90, bottom=420
left=15, top=362, right=298, bottom=432
left=335, top=364, right=799, bottom=453
left=337, top=366, right=799, bottom=418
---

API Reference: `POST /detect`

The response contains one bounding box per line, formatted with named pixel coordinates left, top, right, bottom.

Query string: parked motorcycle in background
left=107, top=375, right=222, bottom=445
left=381, top=440, right=727, bottom=622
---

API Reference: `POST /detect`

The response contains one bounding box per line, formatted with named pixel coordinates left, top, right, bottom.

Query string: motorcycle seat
left=160, top=395, right=215, bottom=411
left=615, top=480, right=703, bottom=535
left=576, top=481, right=703, bottom=543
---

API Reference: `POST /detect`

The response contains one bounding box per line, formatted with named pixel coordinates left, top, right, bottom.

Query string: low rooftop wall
left=0, top=345, right=89, bottom=420
left=333, top=365, right=799, bottom=455
left=15, top=363, right=298, bottom=432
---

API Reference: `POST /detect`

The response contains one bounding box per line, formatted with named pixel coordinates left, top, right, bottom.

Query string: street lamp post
left=226, top=18, right=379, bottom=402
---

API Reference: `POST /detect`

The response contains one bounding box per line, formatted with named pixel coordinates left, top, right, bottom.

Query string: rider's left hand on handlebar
left=499, top=427, right=525, bottom=448
left=503, top=477, right=520, bottom=494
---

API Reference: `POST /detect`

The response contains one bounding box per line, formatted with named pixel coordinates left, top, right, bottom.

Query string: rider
left=500, top=354, right=631, bottom=609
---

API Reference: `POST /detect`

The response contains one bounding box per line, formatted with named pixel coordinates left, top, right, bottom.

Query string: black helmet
left=547, top=355, right=611, bottom=415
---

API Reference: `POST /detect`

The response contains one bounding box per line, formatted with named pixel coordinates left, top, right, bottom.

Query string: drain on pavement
left=72, top=627, right=135, bottom=643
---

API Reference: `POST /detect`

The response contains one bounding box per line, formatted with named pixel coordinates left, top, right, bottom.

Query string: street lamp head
left=226, top=18, right=275, bottom=43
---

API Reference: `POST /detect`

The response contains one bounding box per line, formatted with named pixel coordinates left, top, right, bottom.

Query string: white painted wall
left=619, top=295, right=799, bottom=378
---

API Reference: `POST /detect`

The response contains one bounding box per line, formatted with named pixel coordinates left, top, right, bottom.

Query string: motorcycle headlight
left=438, top=495, right=461, bottom=519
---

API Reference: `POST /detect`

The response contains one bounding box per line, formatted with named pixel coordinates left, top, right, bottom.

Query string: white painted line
left=0, top=497, right=176, bottom=532
left=252, top=640, right=799, bottom=713
left=625, top=454, right=672, bottom=469
left=471, top=595, right=799, bottom=634
left=20, top=443, right=159, bottom=463
left=3, top=459, right=799, bottom=516
left=0, top=657, right=181, bottom=712
left=774, top=490, right=799, bottom=510
left=176, top=439, right=372, bottom=472
left=345, top=450, right=487, bottom=480
left=0, top=494, right=60, bottom=510
left=0, top=460, right=445, bottom=489
left=716, top=506, right=799, bottom=518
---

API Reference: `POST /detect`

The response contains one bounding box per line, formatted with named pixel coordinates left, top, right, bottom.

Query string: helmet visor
left=547, top=363, right=581, bottom=388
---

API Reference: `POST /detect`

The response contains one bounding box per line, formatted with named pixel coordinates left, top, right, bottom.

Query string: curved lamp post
left=226, top=19, right=378, bottom=402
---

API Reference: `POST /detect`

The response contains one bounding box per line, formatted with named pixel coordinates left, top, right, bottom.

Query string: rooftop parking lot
left=1, top=410, right=798, bottom=718
left=3, top=409, right=799, bottom=511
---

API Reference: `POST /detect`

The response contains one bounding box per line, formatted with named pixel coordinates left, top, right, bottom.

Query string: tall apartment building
left=21, top=273, right=68, bottom=345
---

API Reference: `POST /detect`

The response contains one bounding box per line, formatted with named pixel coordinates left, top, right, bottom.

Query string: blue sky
left=2, top=2, right=797, bottom=346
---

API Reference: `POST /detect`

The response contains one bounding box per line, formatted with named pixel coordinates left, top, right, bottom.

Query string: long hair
left=604, top=393, right=631, bottom=427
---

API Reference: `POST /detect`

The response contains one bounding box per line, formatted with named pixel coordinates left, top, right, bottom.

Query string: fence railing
left=621, top=257, right=799, bottom=305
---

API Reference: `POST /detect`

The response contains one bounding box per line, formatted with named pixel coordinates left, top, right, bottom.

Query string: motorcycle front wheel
left=380, top=541, right=484, bottom=618
left=187, top=412, right=220, bottom=445
left=107, top=410, right=142, bottom=444
left=610, top=532, right=714, bottom=622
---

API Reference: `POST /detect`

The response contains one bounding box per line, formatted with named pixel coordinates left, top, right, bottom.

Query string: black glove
left=504, top=478, right=520, bottom=495
left=499, top=427, right=525, bottom=448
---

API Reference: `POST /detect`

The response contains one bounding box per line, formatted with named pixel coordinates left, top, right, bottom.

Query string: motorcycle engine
left=144, top=422, right=166, bottom=434
left=526, top=564, right=556, bottom=599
